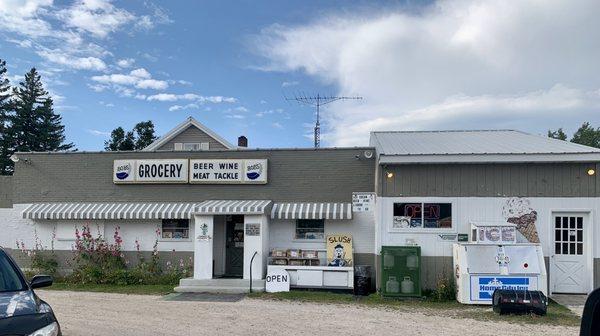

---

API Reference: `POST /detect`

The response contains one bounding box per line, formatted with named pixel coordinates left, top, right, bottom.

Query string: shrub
left=16, top=228, right=59, bottom=278
left=429, top=275, right=456, bottom=302
left=68, top=225, right=193, bottom=286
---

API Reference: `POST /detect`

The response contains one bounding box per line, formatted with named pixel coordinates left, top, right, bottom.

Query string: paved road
left=37, top=291, right=578, bottom=336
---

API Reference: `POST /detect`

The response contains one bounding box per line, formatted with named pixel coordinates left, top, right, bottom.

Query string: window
left=295, top=219, right=325, bottom=240
left=0, top=251, right=26, bottom=292
left=161, top=219, right=190, bottom=239
left=183, top=142, right=209, bottom=151
left=392, top=202, right=452, bottom=229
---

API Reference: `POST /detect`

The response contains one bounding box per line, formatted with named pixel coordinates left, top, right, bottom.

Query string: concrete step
left=174, top=285, right=265, bottom=294
left=176, top=278, right=266, bottom=294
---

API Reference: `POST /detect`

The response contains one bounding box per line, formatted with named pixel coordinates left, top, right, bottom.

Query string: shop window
left=295, top=219, right=325, bottom=240
left=392, top=203, right=452, bottom=229
left=161, top=219, right=190, bottom=239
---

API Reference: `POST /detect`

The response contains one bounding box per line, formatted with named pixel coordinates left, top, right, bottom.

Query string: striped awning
left=195, top=200, right=272, bottom=215
left=270, top=203, right=353, bottom=220
left=22, top=202, right=199, bottom=220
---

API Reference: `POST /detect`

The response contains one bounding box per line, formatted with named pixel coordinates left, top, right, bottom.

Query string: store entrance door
left=550, top=213, right=589, bottom=294
left=225, top=215, right=244, bottom=277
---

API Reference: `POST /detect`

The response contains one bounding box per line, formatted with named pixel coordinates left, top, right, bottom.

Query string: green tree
left=104, top=120, right=157, bottom=151
left=0, top=59, right=12, bottom=174
left=3, top=67, right=73, bottom=173
left=133, top=120, right=158, bottom=149
left=547, top=128, right=567, bottom=141
left=571, top=122, right=600, bottom=148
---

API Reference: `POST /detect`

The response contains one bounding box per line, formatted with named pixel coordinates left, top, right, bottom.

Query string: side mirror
left=580, top=288, right=600, bottom=336
left=30, top=275, right=53, bottom=289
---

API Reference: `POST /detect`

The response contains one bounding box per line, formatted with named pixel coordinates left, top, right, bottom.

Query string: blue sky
left=1, top=1, right=599, bottom=150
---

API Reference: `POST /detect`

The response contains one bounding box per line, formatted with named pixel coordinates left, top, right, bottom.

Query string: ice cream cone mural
left=502, top=197, right=539, bottom=243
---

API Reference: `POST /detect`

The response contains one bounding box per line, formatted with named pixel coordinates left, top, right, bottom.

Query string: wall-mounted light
left=588, top=169, right=595, bottom=176
left=386, top=171, right=394, bottom=179
left=9, top=154, right=31, bottom=164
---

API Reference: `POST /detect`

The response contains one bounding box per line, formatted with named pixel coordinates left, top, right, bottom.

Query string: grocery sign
left=470, top=276, right=538, bottom=301
left=113, top=159, right=267, bottom=184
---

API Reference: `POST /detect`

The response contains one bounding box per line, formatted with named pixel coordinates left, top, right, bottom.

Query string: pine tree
left=547, top=128, right=567, bottom=141
left=3, top=68, right=74, bottom=173
left=0, top=59, right=13, bottom=175
left=38, top=97, right=74, bottom=151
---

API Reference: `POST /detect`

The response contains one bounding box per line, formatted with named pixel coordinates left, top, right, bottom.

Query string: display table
left=267, top=265, right=354, bottom=289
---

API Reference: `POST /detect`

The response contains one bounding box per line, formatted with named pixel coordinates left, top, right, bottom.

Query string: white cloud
left=91, top=68, right=168, bottom=94
left=87, top=129, right=111, bottom=136
left=129, top=68, right=151, bottom=79
left=253, top=0, right=600, bottom=146
left=58, top=0, right=135, bottom=38
left=116, top=58, right=135, bottom=68
left=169, top=103, right=199, bottom=112
left=272, top=122, right=284, bottom=129
left=225, top=114, right=245, bottom=119
left=146, top=93, right=237, bottom=104
left=37, top=49, right=107, bottom=70
left=282, top=81, right=299, bottom=87
left=135, top=79, right=168, bottom=90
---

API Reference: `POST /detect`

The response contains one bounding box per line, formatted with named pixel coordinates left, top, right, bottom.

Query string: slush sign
left=113, top=159, right=188, bottom=183
left=470, top=276, right=538, bottom=301
left=189, top=159, right=267, bottom=184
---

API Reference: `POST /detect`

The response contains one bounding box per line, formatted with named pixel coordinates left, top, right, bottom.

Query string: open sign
left=265, top=268, right=290, bottom=293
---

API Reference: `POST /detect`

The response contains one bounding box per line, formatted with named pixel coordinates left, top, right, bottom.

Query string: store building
left=371, top=130, right=600, bottom=294
left=2, top=119, right=600, bottom=295
left=0, top=117, right=376, bottom=291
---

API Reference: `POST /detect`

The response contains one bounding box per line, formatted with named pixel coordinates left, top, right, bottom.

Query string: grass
left=249, top=291, right=581, bottom=327
left=42, top=282, right=176, bottom=296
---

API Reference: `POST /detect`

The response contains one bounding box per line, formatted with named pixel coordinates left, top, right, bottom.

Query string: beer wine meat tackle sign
left=113, top=159, right=268, bottom=184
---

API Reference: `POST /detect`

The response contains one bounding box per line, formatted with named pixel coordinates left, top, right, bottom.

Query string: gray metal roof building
left=370, top=130, right=600, bottom=163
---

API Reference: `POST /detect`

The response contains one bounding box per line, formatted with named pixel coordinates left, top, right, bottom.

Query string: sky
left=0, top=0, right=599, bottom=150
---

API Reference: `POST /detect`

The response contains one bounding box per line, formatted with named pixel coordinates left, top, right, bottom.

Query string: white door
left=550, top=213, right=589, bottom=294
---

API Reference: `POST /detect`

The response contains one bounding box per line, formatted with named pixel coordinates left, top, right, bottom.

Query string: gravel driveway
left=37, top=291, right=578, bottom=336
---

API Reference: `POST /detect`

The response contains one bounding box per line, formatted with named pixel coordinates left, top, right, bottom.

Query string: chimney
left=238, top=136, right=248, bottom=148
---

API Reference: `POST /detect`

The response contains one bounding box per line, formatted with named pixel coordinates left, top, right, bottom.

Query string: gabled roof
left=143, top=117, right=234, bottom=151
left=370, top=130, right=600, bottom=164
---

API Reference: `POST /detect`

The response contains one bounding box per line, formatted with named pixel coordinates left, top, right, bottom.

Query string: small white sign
left=265, top=268, right=290, bottom=293
left=352, top=192, right=375, bottom=212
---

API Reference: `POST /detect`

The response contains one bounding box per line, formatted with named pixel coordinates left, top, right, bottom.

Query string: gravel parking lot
left=38, top=290, right=578, bottom=336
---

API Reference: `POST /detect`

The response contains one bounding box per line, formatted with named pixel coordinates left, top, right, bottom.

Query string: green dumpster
left=380, top=246, right=421, bottom=297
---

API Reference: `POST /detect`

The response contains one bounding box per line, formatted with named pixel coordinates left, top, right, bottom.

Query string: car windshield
left=0, top=252, right=26, bottom=292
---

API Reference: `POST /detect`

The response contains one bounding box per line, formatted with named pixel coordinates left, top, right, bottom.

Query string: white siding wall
left=269, top=211, right=375, bottom=254
left=0, top=204, right=195, bottom=252
left=378, top=197, right=600, bottom=259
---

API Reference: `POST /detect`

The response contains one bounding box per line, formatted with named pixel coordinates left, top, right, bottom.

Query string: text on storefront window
left=392, top=203, right=452, bottom=229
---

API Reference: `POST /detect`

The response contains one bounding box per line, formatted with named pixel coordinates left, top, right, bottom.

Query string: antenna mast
left=287, top=93, right=362, bottom=148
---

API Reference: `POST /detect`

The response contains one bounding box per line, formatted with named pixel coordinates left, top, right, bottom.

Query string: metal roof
left=370, top=130, right=600, bottom=164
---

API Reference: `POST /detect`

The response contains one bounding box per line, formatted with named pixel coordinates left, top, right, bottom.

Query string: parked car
left=580, top=287, right=600, bottom=336
left=0, top=247, right=61, bottom=336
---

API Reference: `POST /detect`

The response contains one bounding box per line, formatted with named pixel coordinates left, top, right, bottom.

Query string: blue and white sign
left=470, top=276, right=538, bottom=301
left=113, top=160, right=135, bottom=183
left=113, top=159, right=188, bottom=184
left=189, top=159, right=267, bottom=184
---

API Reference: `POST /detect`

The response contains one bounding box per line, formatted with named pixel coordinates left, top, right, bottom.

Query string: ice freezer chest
left=453, top=243, right=547, bottom=304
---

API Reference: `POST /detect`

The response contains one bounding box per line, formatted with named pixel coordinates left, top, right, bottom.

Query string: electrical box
left=380, top=246, right=421, bottom=297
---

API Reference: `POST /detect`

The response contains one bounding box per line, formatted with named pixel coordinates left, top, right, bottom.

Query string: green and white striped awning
left=195, top=200, right=272, bottom=215
left=22, top=202, right=200, bottom=220
left=270, top=202, right=353, bottom=220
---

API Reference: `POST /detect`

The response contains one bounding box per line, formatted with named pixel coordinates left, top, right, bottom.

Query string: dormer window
left=174, top=142, right=210, bottom=151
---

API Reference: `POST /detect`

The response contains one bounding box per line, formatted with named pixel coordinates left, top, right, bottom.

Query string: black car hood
left=0, top=291, right=38, bottom=319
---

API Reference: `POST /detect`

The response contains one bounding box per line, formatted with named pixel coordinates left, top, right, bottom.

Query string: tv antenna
left=286, top=93, right=362, bottom=148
